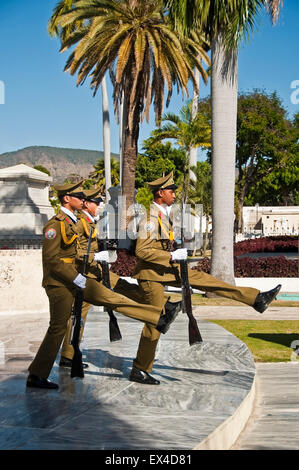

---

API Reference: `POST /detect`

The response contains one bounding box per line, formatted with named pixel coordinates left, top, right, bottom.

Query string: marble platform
left=0, top=308, right=256, bottom=450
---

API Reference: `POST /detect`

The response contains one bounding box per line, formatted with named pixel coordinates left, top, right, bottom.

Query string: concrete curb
left=194, top=373, right=257, bottom=450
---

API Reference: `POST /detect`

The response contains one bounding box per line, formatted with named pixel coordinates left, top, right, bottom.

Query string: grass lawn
left=209, top=320, right=299, bottom=362
left=167, top=293, right=299, bottom=362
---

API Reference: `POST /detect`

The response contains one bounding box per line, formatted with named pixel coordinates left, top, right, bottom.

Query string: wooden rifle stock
left=70, top=228, right=93, bottom=378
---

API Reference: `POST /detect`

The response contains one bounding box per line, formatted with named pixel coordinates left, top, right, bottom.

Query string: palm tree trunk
left=210, top=35, right=238, bottom=285
left=117, top=78, right=140, bottom=250
left=122, top=122, right=138, bottom=214
left=190, top=64, right=201, bottom=182
left=101, top=75, right=111, bottom=201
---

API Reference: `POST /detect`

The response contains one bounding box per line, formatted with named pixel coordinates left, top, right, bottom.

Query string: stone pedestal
left=0, top=164, right=54, bottom=249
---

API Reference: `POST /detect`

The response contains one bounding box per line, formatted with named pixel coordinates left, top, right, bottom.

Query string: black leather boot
left=59, top=356, right=89, bottom=369
left=129, top=367, right=160, bottom=385
left=253, top=284, right=282, bottom=313
left=156, top=301, right=181, bottom=334
left=26, top=374, right=59, bottom=390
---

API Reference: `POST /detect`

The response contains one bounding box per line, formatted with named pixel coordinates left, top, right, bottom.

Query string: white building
left=242, top=206, right=299, bottom=237
left=0, top=164, right=54, bottom=249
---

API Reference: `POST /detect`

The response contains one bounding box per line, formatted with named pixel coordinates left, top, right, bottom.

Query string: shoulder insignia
left=45, top=228, right=57, bottom=240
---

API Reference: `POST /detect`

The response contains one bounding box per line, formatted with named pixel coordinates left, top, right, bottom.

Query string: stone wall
left=0, top=250, right=48, bottom=314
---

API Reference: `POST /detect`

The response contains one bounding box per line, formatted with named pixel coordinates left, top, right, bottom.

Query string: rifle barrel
left=180, top=170, right=203, bottom=346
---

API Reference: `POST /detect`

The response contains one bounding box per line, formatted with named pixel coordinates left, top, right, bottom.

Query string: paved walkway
left=0, top=308, right=255, bottom=450
left=231, top=362, right=299, bottom=450
left=0, top=303, right=298, bottom=450
left=194, top=305, right=299, bottom=320
left=195, top=304, right=299, bottom=450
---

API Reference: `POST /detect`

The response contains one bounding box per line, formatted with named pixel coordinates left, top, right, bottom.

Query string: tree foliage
left=88, top=156, right=120, bottom=189
left=34, top=165, right=51, bottom=176
left=135, top=140, right=185, bottom=188
left=236, top=91, right=299, bottom=231
left=49, top=0, right=210, bottom=216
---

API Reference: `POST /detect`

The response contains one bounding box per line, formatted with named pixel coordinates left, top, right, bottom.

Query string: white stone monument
left=0, top=164, right=54, bottom=248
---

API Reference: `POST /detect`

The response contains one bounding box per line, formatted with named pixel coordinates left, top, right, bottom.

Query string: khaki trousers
left=133, top=268, right=259, bottom=373
left=29, top=278, right=163, bottom=379
left=60, top=272, right=146, bottom=361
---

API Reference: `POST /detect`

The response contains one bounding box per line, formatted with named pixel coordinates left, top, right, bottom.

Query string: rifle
left=180, top=171, right=203, bottom=346
left=70, top=227, right=93, bottom=378
left=98, top=209, right=122, bottom=342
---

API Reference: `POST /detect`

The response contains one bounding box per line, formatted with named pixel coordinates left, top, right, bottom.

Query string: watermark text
left=0, top=81, right=4, bottom=104
left=290, top=80, right=299, bottom=105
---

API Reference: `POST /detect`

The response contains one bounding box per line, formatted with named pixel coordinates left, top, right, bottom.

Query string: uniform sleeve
left=135, top=215, right=172, bottom=266
left=43, top=220, right=78, bottom=284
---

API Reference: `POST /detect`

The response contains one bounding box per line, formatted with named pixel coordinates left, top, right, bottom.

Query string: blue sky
left=0, top=0, right=298, bottom=157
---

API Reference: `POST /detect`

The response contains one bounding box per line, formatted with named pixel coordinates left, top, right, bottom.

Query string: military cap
left=147, top=171, right=178, bottom=191
left=84, top=187, right=104, bottom=204
left=53, top=181, right=85, bottom=199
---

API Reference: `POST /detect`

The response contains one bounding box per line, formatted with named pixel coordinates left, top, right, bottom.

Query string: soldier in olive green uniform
left=59, top=187, right=103, bottom=367
left=27, top=182, right=180, bottom=390
left=130, top=172, right=281, bottom=385
left=59, top=187, right=148, bottom=366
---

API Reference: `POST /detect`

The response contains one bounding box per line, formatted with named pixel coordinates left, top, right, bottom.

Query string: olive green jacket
left=133, top=203, right=179, bottom=282
left=42, top=210, right=79, bottom=288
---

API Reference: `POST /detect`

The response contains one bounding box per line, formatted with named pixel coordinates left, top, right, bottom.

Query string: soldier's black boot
left=156, top=301, right=181, bottom=334
left=59, top=356, right=89, bottom=369
left=26, top=374, right=59, bottom=390
left=129, top=367, right=160, bottom=385
left=253, top=284, right=281, bottom=313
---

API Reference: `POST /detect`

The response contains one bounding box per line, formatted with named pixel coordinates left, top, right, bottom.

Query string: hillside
left=0, top=146, right=119, bottom=182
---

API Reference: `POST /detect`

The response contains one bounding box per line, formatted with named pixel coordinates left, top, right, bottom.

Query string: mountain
left=0, top=146, right=119, bottom=182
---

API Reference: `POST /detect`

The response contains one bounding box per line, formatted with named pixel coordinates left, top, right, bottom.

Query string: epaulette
left=55, top=212, right=65, bottom=221
left=81, top=217, right=97, bottom=238
left=56, top=211, right=73, bottom=225
left=77, top=211, right=92, bottom=224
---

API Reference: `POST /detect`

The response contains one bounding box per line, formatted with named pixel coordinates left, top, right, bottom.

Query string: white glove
left=94, top=250, right=110, bottom=262
left=170, top=248, right=188, bottom=261
left=73, top=273, right=86, bottom=289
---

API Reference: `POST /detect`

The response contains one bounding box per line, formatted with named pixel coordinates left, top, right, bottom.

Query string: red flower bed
left=110, top=236, right=299, bottom=278
left=110, top=249, right=137, bottom=277
left=234, top=256, right=298, bottom=278
left=234, top=236, right=298, bottom=256
left=191, top=256, right=298, bottom=277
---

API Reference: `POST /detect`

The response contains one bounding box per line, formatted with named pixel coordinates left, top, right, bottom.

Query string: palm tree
left=51, top=0, right=210, bottom=226
left=147, top=101, right=211, bottom=202
left=166, top=0, right=283, bottom=284
left=89, top=156, right=120, bottom=188
left=49, top=0, right=112, bottom=202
